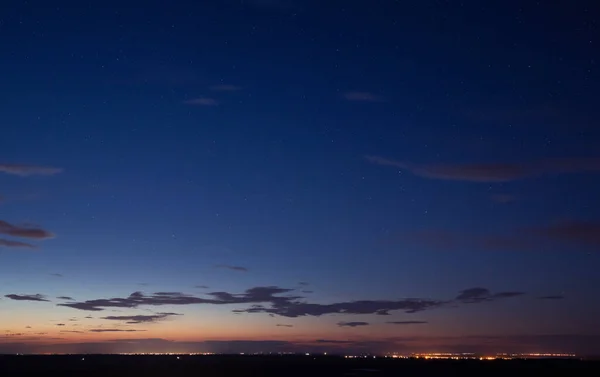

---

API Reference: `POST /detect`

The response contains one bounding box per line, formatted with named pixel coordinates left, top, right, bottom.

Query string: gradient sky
left=1, top=0, right=600, bottom=355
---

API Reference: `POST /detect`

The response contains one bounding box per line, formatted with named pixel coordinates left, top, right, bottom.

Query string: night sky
left=1, top=0, right=600, bottom=355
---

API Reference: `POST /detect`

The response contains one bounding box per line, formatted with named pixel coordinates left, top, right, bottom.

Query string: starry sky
left=1, top=0, right=600, bottom=355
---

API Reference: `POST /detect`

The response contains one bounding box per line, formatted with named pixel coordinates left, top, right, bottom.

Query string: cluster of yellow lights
left=384, top=352, right=577, bottom=360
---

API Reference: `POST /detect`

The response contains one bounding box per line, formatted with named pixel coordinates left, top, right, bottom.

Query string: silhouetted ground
left=0, top=355, right=598, bottom=376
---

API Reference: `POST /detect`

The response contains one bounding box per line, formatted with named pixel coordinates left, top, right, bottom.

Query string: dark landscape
left=0, top=355, right=598, bottom=377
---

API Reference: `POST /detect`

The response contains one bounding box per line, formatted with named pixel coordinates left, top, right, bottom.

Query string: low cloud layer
left=366, top=155, right=600, bottom=182
left=0, top=163, right=63, bottom=177
left=5, top=294, right=49, bottom=302
left=57, top=286, right=522, bottom=320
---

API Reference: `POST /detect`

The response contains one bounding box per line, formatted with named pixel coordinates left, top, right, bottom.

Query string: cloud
left=302, top=290, right=314, bottom=294
left=539, top=295, right=565, bottom=300
left=491, top=194, right=517, bottom=203
left=0, top=238, right=36, bottom=249
left=386, top=321, right=428, bottom=325
left=241, top=297, right=443, bottom=318
left=343, top=91, right=385, bottom=102
left=88, top=329, right=146, bottom=333
left=400, top=220, right=600, bottom=253
left=58, top=286, right=522, bottom=320
left=365, top=156, right=600, bottom=183
left=57, top=296, right=73, bottom=300
left=314, top=339, right=353, bottom=344
left=0, top=163, right=63, bottom=177
left=298, top=282, right=309, bottom=286
left=58, top=287, right=297, bottom=311
left=275, top=324, right=293, bottom=328
left=455, top=288, right=525, bottom=304
left=531, top=220, right=600, bottom=247
left=245, top=0, right=298, bottom=11
left=50, top=273, right=63, bottom=278
left=101, top=312, right=182, bottom=324
left=338, top=321, right=369, bottom=327
left=5, top=294, right=49, bottom=302
left=184, top=97, right=219, bottom=106
left=195, top=285, right=209, bottom=289
left=210, top=84, right=242, bottom=92
left=217, top=264, right=248, bottom=272
left=56, top=323, right=65, bottom=326
left=0, top=220, right=54, bottom=239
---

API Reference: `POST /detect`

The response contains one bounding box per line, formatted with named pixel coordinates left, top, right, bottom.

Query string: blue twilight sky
left=1, top=0, right=600, bottom=355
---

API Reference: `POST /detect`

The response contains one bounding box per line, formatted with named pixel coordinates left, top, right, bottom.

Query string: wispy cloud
left=338, top=321, right=369, bottom=327
left=58, top=286, right=523, bottom=320
left=400, top=220, right=600, bottom=252
left=0, top=163, right=63, bottom=177
left=57, top=296, right=73, bottom=300
left=245, top=0, right=298, bottom=11
left=276, top=324, right=293, bottom=328
left=5, top=294, right=49, bottom=302
left=101, top=312, right=182, bottom=324
left=50, top=273, right=63, bottom=278
left=539, top=295, right=565, bottom=300
left=491, top=194, right=517, bottom=203
left=216, top=264, right=248, bottom=272
left=343, top=91, right=385, bottom=102
left=315, top=339, right=353, bottom=344
left=88, top=329, right=146, bottom=333
left=0, top=220, right=54, bottom=239
left=456, top=288, right=524, bottom=304
left=210, top=84, right=242, bottom=92
left=365, top=155, right=600, bottom=183
left=184, top=97, right=219, bottom=106
left=0, top=238, right=36, bottom=249
left=386, top=321, right=428, bottom=325
left=530, top=220, right=600, bottom=247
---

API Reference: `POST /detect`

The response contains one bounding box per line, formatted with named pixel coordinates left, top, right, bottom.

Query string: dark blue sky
left=1, top=0, right=599, bottom=355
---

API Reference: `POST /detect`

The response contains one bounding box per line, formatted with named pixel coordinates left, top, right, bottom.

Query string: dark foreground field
left=0, top=355, right=598, bottom=376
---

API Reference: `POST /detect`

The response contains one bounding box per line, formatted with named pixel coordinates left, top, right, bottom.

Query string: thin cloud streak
left=216, top=264, right=249, bottom=272
left=184, top=97, right=219, bottom=106
left=0, top=220, right=54, bottom=239
left=5, top=294, right=49, bottom=302
left=365, top=155, right=600, bottom=182
left=0, top=163, right=63, bottom=177
left=101, top=312, right=182, bottom=324
left=343, top=91, right=385, bottom=102
left=210, top=84, right=242, bottom=92
left=338, top=321, right=369, bottom=327
left=386, top=321, right=428, bottom=325
left=0, top=238, right=37, bottom=249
